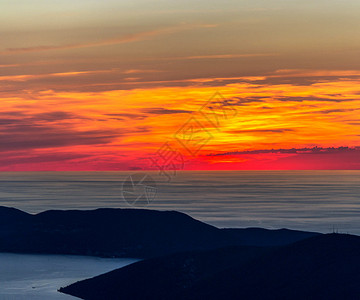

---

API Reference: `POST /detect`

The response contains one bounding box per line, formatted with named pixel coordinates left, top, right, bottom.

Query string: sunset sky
left=1, top=0, right=360, bottom=171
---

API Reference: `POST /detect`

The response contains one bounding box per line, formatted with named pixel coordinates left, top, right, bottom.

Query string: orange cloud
left=0, top=70, right=115, bottom=82
left=156, top=53, right=277, bottom=61
left=1, top=69, right=360, bottom=170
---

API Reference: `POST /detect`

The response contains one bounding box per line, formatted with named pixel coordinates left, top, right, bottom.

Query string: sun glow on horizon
left=1, top=1, right=360, bottom=170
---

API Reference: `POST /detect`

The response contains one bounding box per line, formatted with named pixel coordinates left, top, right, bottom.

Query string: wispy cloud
left=163, top=53, right=277, bottom=60
left=0, top=70, right=114, bottom=82
left=123, top=69, right=164, bottom=74
left=226, top=128, right=295, bottom=134
left=208, top=146, right=360, bottom=156
left=1, top=24, right=217, bottom=55
left=270, top=69, right=360, bottom=78
left=0, top=64, right=22, bottom=68
left=142, top=107, right=191, bottom=115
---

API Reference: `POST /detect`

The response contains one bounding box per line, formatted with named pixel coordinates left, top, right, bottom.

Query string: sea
left=0, top=253, right=137, bottom=299
left=0, top=170, right=359, bottom=234
left=1, top=170, right=360, bottom=299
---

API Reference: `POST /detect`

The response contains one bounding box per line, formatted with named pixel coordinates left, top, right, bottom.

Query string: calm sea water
left=0, top=253, right=137, bottom=299
left=0, top=171, right=360, bottom=234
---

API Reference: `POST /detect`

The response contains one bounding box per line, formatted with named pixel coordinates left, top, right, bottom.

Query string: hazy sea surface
left=0, top=171, right=360, bottom=234
left=0, top=253, right=137, bottom=299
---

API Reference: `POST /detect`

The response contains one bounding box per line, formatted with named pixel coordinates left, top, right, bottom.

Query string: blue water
left=0, top=253, right=137, bottom=299
left=0, top=171, right=359, bottom=234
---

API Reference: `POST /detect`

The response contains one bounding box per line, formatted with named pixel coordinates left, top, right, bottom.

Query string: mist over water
left=0, top=171, right=360, bottom=234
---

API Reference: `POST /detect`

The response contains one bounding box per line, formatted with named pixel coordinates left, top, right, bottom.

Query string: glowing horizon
left=1, top=1, right=360, bottom=171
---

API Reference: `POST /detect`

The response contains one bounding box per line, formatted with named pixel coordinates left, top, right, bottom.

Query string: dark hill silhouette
left=185, top=233, right=360, bottom=300
left=0, top=206, right=31, bottom=224
left=0, top=206, right=318, bottom=258
left=60, top=234, right=360, bottom=300
left=59, top=245, right=269, bottom=300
